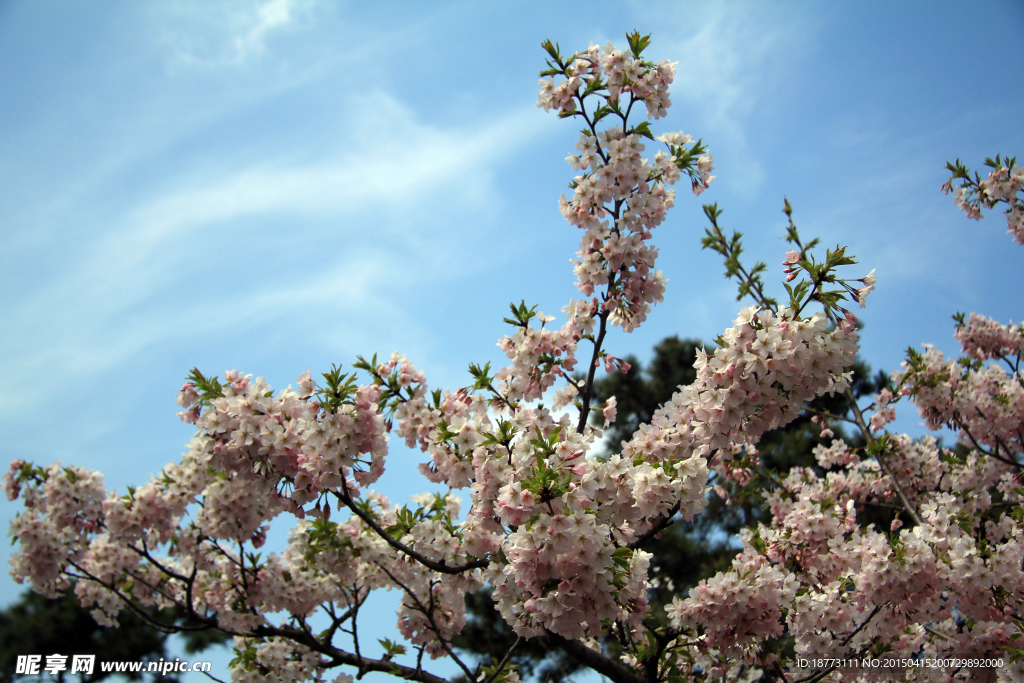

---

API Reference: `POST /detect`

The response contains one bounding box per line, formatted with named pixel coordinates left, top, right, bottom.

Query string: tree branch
left=545, top=632, right=645, bottom=683
left=255, top=623, right=452, bottom=683
left=844, top=388, right=923, bottom=526
left=335, top=484, right=487, bottom=575
left=628, top=502, right=680, bottom=549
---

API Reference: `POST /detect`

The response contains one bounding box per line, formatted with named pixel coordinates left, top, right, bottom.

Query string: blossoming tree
left=7, top=33, right=1024, bottom=683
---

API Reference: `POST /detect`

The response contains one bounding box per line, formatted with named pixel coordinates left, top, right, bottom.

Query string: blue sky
left=2, top=1, right=1023, bottom=679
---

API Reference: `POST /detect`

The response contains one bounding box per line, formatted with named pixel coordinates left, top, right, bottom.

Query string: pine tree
left=0, top=582, right=228, bottom=683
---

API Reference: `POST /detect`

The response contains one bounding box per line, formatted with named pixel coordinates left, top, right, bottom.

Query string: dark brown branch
left=335, top=484, right=487, bottom=574
left=545, top=632, right=645, bottom=683
left=954, top=417, right=1022, bottom=470
left=628, top=502, right=680, bottom=549
left=577, top=306, right=612, bottom=435
left=254, top=623, right=452, bottom=683
left=480, top=636, right=522, bottom=683
left=840, top=603, right=882, bottom=647
left=200, top=670, right=229, bottom=683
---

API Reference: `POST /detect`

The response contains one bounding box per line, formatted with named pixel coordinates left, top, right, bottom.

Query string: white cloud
left=234, top=0, right=295, bottom=61
left=643, top=2, right=816, bottom=192
left=159, top=0, right=314, bottom=68
left=0, top=95, right=546, bottom=416
left=116, top=91, right=540, bottom=259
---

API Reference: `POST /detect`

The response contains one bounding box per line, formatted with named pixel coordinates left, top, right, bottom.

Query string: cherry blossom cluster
left=6, top=461, right=106, bottom=599
left=954, top=312, right=1024, bottom=362
left=385, top=379, right=712, bottom=640
left=614, top=166, right=1021, bottom=680
left=9, top=32, right=1022, bottom=683
left=895, top=343, right=1023, bottom=459
left=868, top=387, right=897, bottom=432
left=495, top=310, right=581, bottom=403
left=539, top=36, right=713, bottom=333
left=657, top=215, right=1023, bottom=680
left=621, top=305, right=858, bottom=467
left=945, top=155, right=1024, bottom=244
left=492, top=512, right=653, bottom=640
left=667, top=545, right=797, bottom=668
left=663, top=426, right=1024, bottom=681
left=230, top=638, right=323, bottom=683
left=537, top=39, right=673, bottom=121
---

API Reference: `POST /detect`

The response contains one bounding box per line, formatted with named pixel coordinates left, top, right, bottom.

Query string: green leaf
left=378, top=638, right=407, bottom=658
left=626, top=30, right=652, bottom=58
left=632, top=121, right=654, bottom=140
left=541, top=39, right=561, bottom=64
left=702, top=203, right=722, bottom=224
left=582, top=74, right=605, bottom=97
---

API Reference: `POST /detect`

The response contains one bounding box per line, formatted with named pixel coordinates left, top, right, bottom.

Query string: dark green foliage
left=0, top=584, right=228, bottom=683
left=593, top=337, right=702, bottom=454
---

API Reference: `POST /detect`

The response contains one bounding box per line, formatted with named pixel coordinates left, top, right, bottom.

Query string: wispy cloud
left=640, top=2, right=817, bottom=192
left=0, top=93, right=544, bottom=416
left=159, top=0, right=315, bottom=68
left=233, top=0, right=296, bottom=61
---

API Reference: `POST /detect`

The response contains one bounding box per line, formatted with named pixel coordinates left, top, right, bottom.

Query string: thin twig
left=335, top=482, right=486, bottom=574
left=845, top=388, right=923, bottom=526
left=372, top=561, right=475, bottom=680
left=628, top=502, right=680, bottom=549
left=480, top=636, right=523, bottom=683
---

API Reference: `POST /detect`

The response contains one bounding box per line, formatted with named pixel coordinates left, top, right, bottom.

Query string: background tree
left=0, top=584, right=228, bottom=683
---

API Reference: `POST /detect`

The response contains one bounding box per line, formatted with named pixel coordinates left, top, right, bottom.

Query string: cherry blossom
left=6, top=33, right=1022, bottom=683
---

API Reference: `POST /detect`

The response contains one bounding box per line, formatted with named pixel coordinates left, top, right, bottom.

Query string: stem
left=805, top=408, right=858, bottom=426
left=335, top=483, right=486, bottom=574
left=577, top=306, right=612, bottom=435
left=480, top=636, right=522, bottom=683
left=845, top=389, right=923, bottom=526
left=373, top=561, right=475, bottom=680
